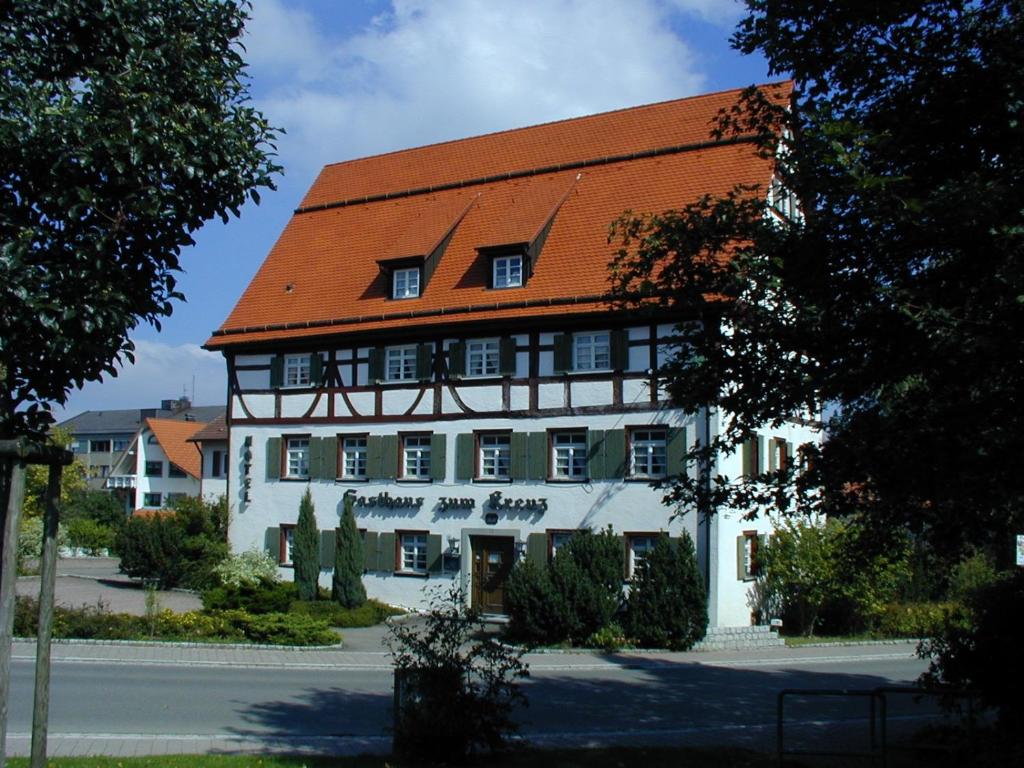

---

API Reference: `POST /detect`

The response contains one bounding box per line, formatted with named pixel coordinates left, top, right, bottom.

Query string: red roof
left=145, top=418, right=205, bottom=479
left=207, top=83, right=791, bottom=349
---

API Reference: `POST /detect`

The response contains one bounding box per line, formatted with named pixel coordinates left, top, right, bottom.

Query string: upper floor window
left=392, top=267, right=421, bottom=299
left=492, top=255, right=523, bottom=288
left=285, top=355, right=311, bottom=387
left=467, top=339, right=500, bottom=377
left=478, top=433, right=511, bottom=479
left=629, top=428, right=667, bottom=479
left=341, top=436, right=368, bottom=480
left=402, top=434, right=432, bottom=480
left=285, top=436, right=310, bottom=479
left=112, top=439, right=129, bottom=452
left=90, top=440, right=111, bottom=453
left=574, top=332, right=611, bottom=371
left=551, top=430, right=587, bottom=480
left=211, top=450, right=226, bottom=478
left=387, top=345, right=419, bottom=381
left=168, top=464, right=187, bottom=478
left=145, top=460, right=163, bottom=477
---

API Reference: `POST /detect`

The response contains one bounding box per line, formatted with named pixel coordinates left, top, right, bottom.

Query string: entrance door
left=470, top=536, right=515, bottom=614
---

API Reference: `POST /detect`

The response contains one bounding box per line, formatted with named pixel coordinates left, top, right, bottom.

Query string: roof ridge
left=316, top=82, right=788, bottom=173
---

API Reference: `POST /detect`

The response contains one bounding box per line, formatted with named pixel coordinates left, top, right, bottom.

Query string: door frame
left=459, top=527, right=520, bottom=613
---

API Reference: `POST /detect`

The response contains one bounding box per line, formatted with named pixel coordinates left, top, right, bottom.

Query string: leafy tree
left=19, top=428, right=88, bottom=518
left=293, top=488, right=320, bottom=602
left=332, top=493, right=366, bottom=609
left=608, top=1, right=1024, bottom=563
left=624, top=533, right=707, bottom=650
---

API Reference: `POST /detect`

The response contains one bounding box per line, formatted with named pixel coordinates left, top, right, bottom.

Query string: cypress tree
left=293, top=487, right=320, bottom=601
left=332, top=493, right=367, bottom=608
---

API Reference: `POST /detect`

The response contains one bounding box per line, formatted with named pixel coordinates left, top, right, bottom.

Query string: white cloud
left=246, top=0, right=716, bottom=177
left=54, top=340, right=227, bottom=420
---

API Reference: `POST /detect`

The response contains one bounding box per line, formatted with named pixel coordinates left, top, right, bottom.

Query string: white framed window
left=574, top=332, right=610, bottom=371
left=285, top=355, right=311, bottom=387
left=211, top=450, right=226, bottom=478
left=629, top=428, right=668, bottom=478
left=548, top=530, right=574, bottom=560
left=402, top=434, right=432, bottom=479
left=738, top=530, right=765, bottom=580
left=493, top=254, right=523, bottom=288
left=478, top=433, right=511, bottom=479
left=770, top=175, right=800, bottom=221
left=279, top=524, right=295, bottom=566
left=399, top=531, right=428, bottom=573
left=285, top=436, right=310, bottom=479
left=627, top=534, right=659, bottom=577
left=552, top=431, right=587, bottom=480
left=392, top=267, right=420, bottom=299
left=342, top=436, right=368, bottom=479
left=386, top=345, right=418, bottom=381
left=467, top=339, right=500, bottom=377
left=142, top=492, right=162, bottom=508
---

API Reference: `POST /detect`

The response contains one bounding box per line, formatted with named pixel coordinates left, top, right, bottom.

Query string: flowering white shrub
left=212, top=548, right=279, bottom=587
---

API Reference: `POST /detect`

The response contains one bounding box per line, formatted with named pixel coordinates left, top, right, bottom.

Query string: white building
left=133, top=417, right=207, bottom=511
left=188, top=415, right=229, bottom=504
left=204, top=83, right=817, bottom=627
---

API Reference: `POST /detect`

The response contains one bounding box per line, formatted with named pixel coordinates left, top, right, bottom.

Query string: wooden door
left=471, top=536, right=515, bottom=614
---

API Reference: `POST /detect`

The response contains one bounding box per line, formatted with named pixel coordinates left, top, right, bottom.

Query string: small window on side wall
left=737, top=530, right=765, bottom=581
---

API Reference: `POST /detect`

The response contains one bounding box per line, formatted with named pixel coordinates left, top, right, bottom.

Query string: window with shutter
left=552, top=334, right=572, bottom=373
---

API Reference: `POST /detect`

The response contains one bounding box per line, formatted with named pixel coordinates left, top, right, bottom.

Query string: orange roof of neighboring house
left=145, top=418, right=205, bottom=479
left=207, top=83, right=792, bottom=349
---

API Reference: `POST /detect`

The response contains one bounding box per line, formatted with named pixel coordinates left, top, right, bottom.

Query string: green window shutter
left=265, top=437, right=281, bottom=480
left=269, top=355, right=284, bottom=388
left=741, top=438, right=753, bottom=478
left=604, top=429, right=626, bottom=478
left=455, top=433, right=475, bottom=480
left=381, top=435, right=399, bottom=479
left=527, top=533, right=547, bottom=566
left=378, top=532, right=397, bottom=571
left=310, top=354, right=324, bottom=386
left=587, top=429, right=606, bottom=480
left=742, top=435, right=761, bottom=478
left=510, top=432, right=528, bottom=480
left=757, top=435, right=766, bottom=475
left=527, top=432, right=548, bottom=480
left=448, top=342, right=466, bottom=378
left=366, top=436, right=383, bottom=479
left=264, top=527, right=280, bottom=559
left=368, top=348, right=384, bottom=383
left=553, top=334, right=572, bottom=373
left=499, top=337, right=517, bottom=375
left=666, top=427, right=687, bottom=477
left=426, top=534, right=443, bottom=573
left=362, top=531, right=378, bottom=572
left=736, top=535, right=748, bottom=580
left=610, top=329, right=629, bottom=371
left=308, top=437, right=323, bottom=479
left=320, top=529, right=336, bottom=569
left=321, top=436, right=338, bottom=479
left=416, top=343, right=433, bottom=381
left=430, top=434, right=446, bottom=481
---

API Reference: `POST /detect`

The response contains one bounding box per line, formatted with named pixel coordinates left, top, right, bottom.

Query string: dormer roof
left=207, top=82, right=792, bottom=349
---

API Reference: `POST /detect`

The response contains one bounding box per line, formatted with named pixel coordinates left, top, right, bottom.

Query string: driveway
left=15, top=557, right=203, bottom=615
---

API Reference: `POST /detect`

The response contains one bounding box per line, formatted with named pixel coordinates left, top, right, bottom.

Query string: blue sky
left=56, top=0, right=772, bottom=420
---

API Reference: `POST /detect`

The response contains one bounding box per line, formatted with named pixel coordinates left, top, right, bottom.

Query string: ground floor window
left=142, top=492, right=162, bottom=507
left=279, top=524, right=296, bottom=566
left=548, top=530, right=574, bottom=560
left=737, top=530, right=764, bottom=580
left=398, top=531, right=428, bottom=573
left=626, top=533, right=659, bottom=577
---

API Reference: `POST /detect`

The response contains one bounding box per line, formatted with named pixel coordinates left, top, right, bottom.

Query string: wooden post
left=30, top=464, right=62, bottom=768
left=0, top=457, right=28, bottom=768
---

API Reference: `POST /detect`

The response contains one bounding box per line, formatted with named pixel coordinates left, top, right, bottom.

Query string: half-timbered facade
left=205, top=83, right=815, bottom=627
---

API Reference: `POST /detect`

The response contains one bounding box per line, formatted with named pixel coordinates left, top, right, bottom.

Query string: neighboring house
left=133, top=417, right=210, bottom=511
left=188, top=414, right=229, bottom=503
left=204, top=83, right=818, bottom=627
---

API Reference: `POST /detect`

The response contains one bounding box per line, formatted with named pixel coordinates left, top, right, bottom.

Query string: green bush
left=66, top=517, right=116, bottom=554
left=506, top=559, right=565, bottom=643
left=624, top=533, right=707, bottom=650
left=289, top=598, right=403, bottom=627
left=872, top=601, right=964, bottom=639
left=64, top=488, right=126, bottom=530
left=222, top=610, right=339, bottom=646
left=202, top=580, right=298, bottom=614
left=389, top=587, right=527, bottom=762
left=947, top=550, right=997, bottom=602
left=115, top=514, right=185, bottom=588
left=585, top=622, right=628, bottom=651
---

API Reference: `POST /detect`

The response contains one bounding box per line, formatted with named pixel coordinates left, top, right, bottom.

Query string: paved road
left=6, top=641, right=939, bottom=758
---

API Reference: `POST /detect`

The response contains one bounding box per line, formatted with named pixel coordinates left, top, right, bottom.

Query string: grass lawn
left=3, top=746, right=781, bottom=768
left=783, top=634, right=920, bottom=647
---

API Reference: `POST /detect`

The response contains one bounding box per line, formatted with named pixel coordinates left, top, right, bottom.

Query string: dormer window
left=493, top=254, right=523, bottom=289
left=392, top=267, right=421, bottom=299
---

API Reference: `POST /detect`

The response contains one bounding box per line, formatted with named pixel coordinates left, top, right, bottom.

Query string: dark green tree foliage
left=505, top=559, right=565, bottom=642
left=624, top=533, right=707, bottom=650
left=114, top=513, right=183, bottom=589
left=0, top=0, right=280, bottom=440
left=388, top=587, right=527, bottom=763
left=608, top=1, right=1024, bottom=562
left=332, top=493, right=366, bottom=608
left=293, top=488, right=320, bottom=602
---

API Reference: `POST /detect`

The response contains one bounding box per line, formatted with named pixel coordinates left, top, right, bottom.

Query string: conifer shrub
left=293, top=487, right=320, bottom=601
left=505, top=559, right=566, bottom=643
left=332, top=493, right=367, bottom=608
left=624, top=532, right=707, bottom=650
left=202, top=579, right=298, bottom=614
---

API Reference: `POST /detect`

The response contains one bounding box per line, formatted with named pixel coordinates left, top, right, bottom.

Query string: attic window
left=493, top=254, right=523, bottom=289
left=392, top=267, right=421, bottom=299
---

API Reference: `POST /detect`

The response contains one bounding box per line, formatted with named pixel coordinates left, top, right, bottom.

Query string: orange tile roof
left=208, top=83, right=792, bottom=349
left=146, top=418, right=205, bottom=479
